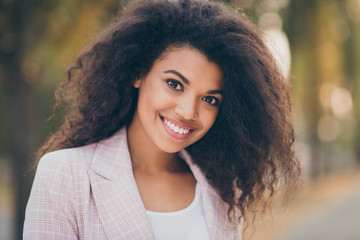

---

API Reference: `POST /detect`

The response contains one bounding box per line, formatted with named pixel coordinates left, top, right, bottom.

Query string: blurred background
left=0, top=0, right=359, bottom=239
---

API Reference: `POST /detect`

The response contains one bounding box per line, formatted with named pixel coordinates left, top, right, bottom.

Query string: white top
left=146, top=183, right=209, bottom=240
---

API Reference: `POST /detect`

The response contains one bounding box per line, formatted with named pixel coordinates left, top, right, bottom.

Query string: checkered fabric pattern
left=24, top=128, right=242, bottom=239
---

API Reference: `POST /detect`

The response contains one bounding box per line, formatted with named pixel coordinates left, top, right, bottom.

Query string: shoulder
left=25, top=145, right=101, bottom=239
left=36, top=143, right=97, bottom=179
left=30, top=144, right=98, bottom=205
left=34, top=140, right=107, bottom=197
left=34, top=127, right=128, bottom=185
left=27, top=143, right=101, bottom=220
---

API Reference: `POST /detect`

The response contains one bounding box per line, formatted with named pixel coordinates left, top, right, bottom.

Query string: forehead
left=152, top=46, right=223, bottom=89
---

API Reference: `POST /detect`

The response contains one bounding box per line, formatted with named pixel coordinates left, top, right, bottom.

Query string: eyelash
left=166, top=79, right=220, bottom=106
left=166, top=79, right=183, bottom=91
left=202, top=96, right=219, bottom=106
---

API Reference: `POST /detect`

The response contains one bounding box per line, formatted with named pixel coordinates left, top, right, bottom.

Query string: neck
left=127, top=121, right=185, bottom=174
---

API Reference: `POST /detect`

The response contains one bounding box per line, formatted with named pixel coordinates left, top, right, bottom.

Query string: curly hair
left=36, top=0, right=300, bottom=225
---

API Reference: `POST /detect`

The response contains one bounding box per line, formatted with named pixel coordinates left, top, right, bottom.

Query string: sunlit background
left=1, top=0, right=360, bottom=239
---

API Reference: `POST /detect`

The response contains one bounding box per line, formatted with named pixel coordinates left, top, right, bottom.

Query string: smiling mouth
left=160, top=115, right=195, bottom=135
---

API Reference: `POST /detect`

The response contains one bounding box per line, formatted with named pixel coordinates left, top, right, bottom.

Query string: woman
left=24, top=0, right=300, bottom=239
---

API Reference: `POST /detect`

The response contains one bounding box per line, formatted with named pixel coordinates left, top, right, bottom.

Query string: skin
left=127, top=46, right=223, bottom=212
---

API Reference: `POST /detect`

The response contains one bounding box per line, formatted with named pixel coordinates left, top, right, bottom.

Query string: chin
left=157, top=142, right=186, bottom=154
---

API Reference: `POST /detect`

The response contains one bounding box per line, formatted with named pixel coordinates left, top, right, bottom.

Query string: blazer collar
left=90, top=127, right=131, bottom=180
left=89, top=128, right=154, bottom=239
left=89, top=127, right=238, bottom=240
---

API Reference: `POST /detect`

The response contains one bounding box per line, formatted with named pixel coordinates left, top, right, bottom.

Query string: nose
left=174, top=96, right=198, bottom=121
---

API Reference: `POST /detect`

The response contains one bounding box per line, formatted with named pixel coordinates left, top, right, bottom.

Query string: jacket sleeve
left=23, top=152, right=79, bottom=240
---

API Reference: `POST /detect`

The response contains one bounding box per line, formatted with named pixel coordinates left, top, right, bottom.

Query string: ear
left=133, top=78, right=141, bottom=88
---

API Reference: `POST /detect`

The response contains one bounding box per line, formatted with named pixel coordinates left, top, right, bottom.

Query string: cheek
left=138, top=84, right=172, bottom=115
left=200, top=109, right=219, bottom=131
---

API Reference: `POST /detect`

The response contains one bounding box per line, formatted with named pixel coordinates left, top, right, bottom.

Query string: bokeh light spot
left=263, top=28, right=291, bottom=78
left=331, top=87, right=353, bottom=119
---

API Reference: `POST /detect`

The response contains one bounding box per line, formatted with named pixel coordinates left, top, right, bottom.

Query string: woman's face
left=130, top=46, right=223, bottom=153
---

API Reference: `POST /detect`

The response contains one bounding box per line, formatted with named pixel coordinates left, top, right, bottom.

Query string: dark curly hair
left=35, top=0, right=300, bottom=226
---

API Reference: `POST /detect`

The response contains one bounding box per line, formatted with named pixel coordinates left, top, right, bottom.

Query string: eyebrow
left=207, top=89, right=223, bottom=95
left=164, top=69, right=223, bottom=95
left=164, top=70, right=189, bottom=85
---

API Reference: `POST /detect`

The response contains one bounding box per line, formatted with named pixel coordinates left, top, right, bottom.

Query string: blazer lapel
left=87, top=128, right=239, bottom=239
left=89, top=128, right=154, bottom=240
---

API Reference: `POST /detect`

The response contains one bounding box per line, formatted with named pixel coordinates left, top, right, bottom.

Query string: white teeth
left=163, top=118, right=192, bottom=135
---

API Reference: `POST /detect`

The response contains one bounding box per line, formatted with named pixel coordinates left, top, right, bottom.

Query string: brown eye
left=202, top=96, right=219, bottom=106
left=166, top=79, right=183, bottom=91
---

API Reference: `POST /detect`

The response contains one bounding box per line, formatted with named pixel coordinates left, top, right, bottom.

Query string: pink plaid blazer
left=24, top=128, right=242, bottom=239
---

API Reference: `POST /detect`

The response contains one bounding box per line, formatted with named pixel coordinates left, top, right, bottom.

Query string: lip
left=160, top=115, right=196, bottom=140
